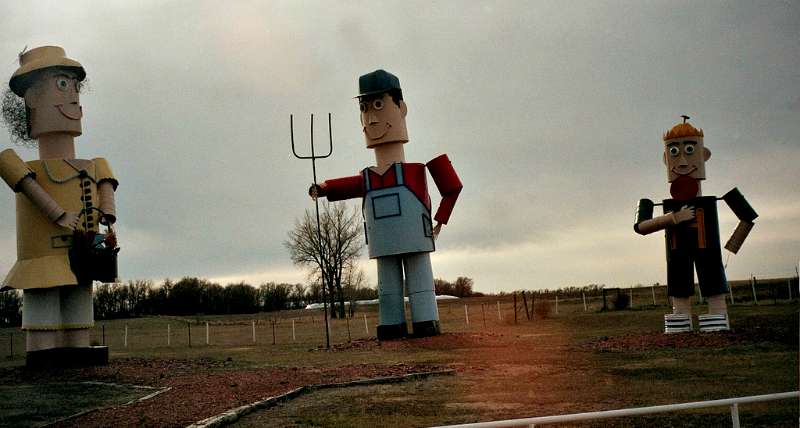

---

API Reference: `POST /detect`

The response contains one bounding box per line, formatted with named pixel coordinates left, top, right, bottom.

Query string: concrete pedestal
left=26, top=346, right=108, bottom=369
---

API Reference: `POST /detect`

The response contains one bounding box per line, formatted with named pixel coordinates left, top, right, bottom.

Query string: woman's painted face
left=25, top=70, right=83, bottom=138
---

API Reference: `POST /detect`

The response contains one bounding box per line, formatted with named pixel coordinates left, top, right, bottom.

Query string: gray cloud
left=1, top=1, right=798, bottom=292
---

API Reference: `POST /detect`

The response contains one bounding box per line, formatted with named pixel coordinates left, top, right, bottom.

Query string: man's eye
left=372, top=99, right=384, bottom=110
left=669, top=146, right=680, bottom=157
left=359, top=103, right=367, bottom=113
left=684, top=145, right=695, bottom=155
left=56, top=78, right=69, bottom=91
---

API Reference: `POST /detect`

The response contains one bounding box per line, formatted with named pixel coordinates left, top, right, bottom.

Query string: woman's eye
left=56, top=78, right=69, bottom=91
left=372, top=99, right=384, bottom=110
left=669, top=146, right=680, bottom=157
left=684, top=145, right=695, bottom=155
left=359, top=103, right=367, bottom=113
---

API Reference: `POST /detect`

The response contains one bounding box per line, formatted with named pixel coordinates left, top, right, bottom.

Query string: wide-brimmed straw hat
left=9, top=46, right=85, bottom=97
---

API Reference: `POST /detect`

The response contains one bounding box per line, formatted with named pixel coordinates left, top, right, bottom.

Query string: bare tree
left=285, top=201, right=363, bottom=318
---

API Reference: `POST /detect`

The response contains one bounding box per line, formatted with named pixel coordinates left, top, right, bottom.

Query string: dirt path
left=0, top=358, right=447, bottom=428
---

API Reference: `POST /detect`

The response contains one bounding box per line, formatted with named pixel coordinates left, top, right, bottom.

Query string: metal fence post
left=751, top=275, right=758, bottom=305
left=651, top=286, right=656, bottom=306
left=513, top=293, right=518, bottom=324
left=464, top=304, right=470, bottom=326
left=521, top=292, right=530, bottom=320
left=582, top=292, right=587, bottom=312
left=730, top=402, right=740, bottom=428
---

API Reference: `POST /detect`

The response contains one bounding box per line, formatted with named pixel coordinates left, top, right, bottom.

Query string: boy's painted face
left=25, top=70, right=83, bottom=138
left=359, top=93, right=408, bottom=148
left=663, top=137, right=710, bottom=182
left=663, top=136, right=711, bottom=200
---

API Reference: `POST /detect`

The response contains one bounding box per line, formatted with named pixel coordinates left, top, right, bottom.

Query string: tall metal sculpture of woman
left=1, top=46, right=119, bottom=367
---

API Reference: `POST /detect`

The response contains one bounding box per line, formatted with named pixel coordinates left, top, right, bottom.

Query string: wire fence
left=1, top=276, right=797, bottom=360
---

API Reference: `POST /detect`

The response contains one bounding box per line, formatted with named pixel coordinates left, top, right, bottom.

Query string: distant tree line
left=92, top=277, right=377, bottom=320
left=0, top=290, right=22, bottom=327
left=434, top=277, right=482, bottom=298
left=517, top=284, right=607, bottom=299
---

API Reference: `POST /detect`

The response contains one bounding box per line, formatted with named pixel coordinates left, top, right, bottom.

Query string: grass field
left=0, top=292, right=797, bottom=427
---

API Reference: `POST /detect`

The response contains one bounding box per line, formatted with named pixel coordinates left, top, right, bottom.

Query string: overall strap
left=362, top=169, right=371, bottom=191
left=394, top=163, right=404, bottom=185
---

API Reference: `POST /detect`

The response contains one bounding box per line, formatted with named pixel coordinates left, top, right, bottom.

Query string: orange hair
left=664, top=122, right=703, bottom=141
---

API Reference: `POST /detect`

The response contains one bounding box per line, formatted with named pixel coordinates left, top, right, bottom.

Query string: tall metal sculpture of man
left=0, top=46, right=119, bottom=366
left=310, top=70, right=462, bottom=340
left=634, top=116, right=756, bottom=333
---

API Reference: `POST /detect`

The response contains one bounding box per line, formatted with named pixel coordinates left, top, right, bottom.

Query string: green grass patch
left=0, top=382, right=154, bottom=428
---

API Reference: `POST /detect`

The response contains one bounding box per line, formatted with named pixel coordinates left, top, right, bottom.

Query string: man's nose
left=368, top=111, right=379, bottom=124
left=678, top=154, right=689, bottom=166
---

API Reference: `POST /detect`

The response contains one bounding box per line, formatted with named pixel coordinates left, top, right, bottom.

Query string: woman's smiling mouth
left=56, top=103, right=83, bottom=120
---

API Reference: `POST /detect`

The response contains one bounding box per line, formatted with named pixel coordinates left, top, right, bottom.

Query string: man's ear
left=399, top=100, right=407, bottom=118
left=704, top=147, right=711, bottom=161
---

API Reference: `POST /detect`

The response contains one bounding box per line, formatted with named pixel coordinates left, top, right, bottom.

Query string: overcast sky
left=1, top=1, right=798, bottom=293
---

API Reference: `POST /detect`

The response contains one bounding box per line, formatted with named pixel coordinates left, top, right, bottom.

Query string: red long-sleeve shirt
left=319, top=154, right=462, bottom=224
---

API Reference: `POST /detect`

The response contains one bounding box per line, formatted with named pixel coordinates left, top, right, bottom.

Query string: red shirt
left=319, top=154, right=462, bottom=225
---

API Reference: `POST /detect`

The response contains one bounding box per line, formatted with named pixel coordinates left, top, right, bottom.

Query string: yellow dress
left=0, top=148, right=118, bottom=290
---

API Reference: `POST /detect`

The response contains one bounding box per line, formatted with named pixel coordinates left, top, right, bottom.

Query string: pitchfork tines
left=290, top=113, right=333, bottom=160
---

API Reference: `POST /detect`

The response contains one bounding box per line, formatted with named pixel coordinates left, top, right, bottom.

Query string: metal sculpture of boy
left=0, top=46, right=118, bottom=366
left=634, top=116, right=756, bottom=333
left=310, top=70, right=462, bottom=340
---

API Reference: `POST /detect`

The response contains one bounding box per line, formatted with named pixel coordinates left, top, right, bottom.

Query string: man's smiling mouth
left=364, top=122, right=390, bottom=140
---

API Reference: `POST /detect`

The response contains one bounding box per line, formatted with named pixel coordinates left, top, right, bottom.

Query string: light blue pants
left=377, top=252, right=439, bottom=327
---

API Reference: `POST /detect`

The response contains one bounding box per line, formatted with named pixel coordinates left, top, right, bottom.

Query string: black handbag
left=68, top=224, right=120, bottom=285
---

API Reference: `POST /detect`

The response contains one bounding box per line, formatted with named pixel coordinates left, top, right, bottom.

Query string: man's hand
left=308, top=184, right=323, bottom=200
left=432, top=222, right=443, bottom=240
left=56, top=212, right=80, bottom=230
left=672, top=205, right=695, bottom=224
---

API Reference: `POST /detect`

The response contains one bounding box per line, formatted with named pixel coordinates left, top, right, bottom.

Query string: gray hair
left=0, top=88, right=33, bottom=147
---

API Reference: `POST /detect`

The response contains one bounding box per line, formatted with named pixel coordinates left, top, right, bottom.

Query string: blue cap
left=357, top=69, right=401, bottom=98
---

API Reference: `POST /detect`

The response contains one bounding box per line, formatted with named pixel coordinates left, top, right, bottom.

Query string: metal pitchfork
left=290, top=113, right=333, bottom=349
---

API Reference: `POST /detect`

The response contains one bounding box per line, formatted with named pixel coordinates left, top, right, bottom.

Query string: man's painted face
left=663, top=137, right=709, bottom=183
left=359, top=93, right=408, bottom=148
left=25, top=70, right=83, bottom=138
